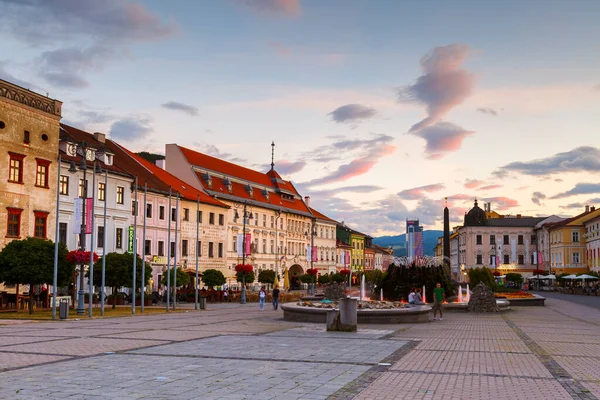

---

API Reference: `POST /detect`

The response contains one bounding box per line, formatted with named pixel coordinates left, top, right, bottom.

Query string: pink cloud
left=485, top=197, right=519, bottom=211
left=479, top=184, right=503, bottom=191
left=397, top=183, right=445, bottom=200
left=412, top=121, right=474, bottom=159
left=464, top=179, right=484, bottom=189
left=237, top=0, right=301, bottom=16
left=448, top=193, right=474, bottom=201
left=398, top=44, right=476, bottom=132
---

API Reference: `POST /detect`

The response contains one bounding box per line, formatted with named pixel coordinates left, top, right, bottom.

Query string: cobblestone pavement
left=0, top=297, right=599, bottom=399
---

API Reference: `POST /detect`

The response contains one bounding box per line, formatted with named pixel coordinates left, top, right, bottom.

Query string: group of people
left=258, top=286, right=280, bottom=311
left=408, top=283, right=446, bottom=321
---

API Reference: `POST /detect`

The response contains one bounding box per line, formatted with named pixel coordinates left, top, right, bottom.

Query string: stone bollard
left=326, top=309, right=340, bottom=331
left=338, top=298, right=357, bottom=332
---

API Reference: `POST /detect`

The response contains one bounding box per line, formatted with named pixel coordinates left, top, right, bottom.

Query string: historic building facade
left=585, top=210, right=600, bottom=272
left=165, top=144, right=314, bottom=285
left=309, top=206, right=337, bottom=274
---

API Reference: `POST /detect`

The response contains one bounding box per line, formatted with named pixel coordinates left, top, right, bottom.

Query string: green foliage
left=505, top=272, right=524, bottom=284
left=379, top=263, right=455, bottom=302
left=92, top=252, right=150, bottom=290
left=317, top=274, right=331, bottom=284
left=299, top=274, right=314, bottom=284
left=136, top=151, right=165, bottom=163
left=0, top=238, right=75, bottom=314
left=236, top=270, right=255, bottom=284
left=467, top=266, right=496, bottom=288
left=330, top=273, right=345, bottom=283
left=364, top=270, right=385, bottom=287
left=201, top=269, right=226, bottom=288
left=257, top=269, right=276, bottom=285
left=161, top=267, right=191, bottom=288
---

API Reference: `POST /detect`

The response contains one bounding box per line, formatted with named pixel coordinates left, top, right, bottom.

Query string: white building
left=309, top=205, right=337, bottom=274
left=585, top=211, right=600, bottom=272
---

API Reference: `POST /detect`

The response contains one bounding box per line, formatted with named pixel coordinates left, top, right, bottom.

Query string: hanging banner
left=345, top=251, right=350, bottom=265
left=538, top=251, right=543, bottom=265
left=245, top=233, right=251, bottom=255
left=85, top=198, right=93, bottom=234
left=312, top=246, right=318, bottom=262
left=340, top=251, right=344, bottom=265
left=306, top=245, right=311, bottom=262
left=533, top=251, right=538, bottom=265
left=127, top=226, right=134, bottom=253
left=73, top=198, right=82, bottom=234
left=496, top=243, right=502, bottom=266
left=237, top=234, right=243, bottom=256
left=511, top=238, right=517, bottom=263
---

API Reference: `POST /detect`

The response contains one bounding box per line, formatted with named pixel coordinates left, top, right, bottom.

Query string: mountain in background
left=373, top=230, right=444, bottom=257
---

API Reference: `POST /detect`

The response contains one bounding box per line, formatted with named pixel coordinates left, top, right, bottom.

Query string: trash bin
left=199, top=296, right=206, bottom=310
left=59, top=298, right=69, bottom=320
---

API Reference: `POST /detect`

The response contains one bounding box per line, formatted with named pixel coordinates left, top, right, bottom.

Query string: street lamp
left=305, top=219, right=317, bottom=296
left=233, top=201, right=253, bottom=304
left=274, top=209, right=282, bottom=282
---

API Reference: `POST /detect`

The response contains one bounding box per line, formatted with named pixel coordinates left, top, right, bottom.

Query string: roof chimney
left=304, top=196, right=310, bottom=208
left=586, top=205, right=590, bottom=213
left=592, top=206, right=596, bottom=212
left=93, top=132, right=105, bottom=143
left=155, top=159, right=165, bottom=169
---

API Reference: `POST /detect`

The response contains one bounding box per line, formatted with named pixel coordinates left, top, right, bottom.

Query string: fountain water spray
left=458, top=284, right=463, bottom=303
left=380, top=288, right=383, bottom=301
left=422, top=285, right=426, bottom=303
left=360, top=275, right=365, bottom=301
left=465, top=283, right=470, bottom=302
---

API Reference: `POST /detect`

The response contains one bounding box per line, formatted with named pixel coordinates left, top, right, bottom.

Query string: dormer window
left=202, top=173, right=212, bottom=189
left=245, top=184, right=253, bottom=198
left=105, top=154, right=113, bottom=166
left=261, top=188, right=270, bottom=201
left=223, top=177, right=232, bottom=193
left=86, top=149, right=95, bottom=161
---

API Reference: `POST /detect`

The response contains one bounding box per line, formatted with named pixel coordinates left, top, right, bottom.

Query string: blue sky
left=2, top=0, right=600, bottom=236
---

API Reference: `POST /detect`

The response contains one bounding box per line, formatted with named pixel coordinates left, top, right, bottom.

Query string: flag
left=306, top=245, right=311, bottom=262
left=312, top=246, right=318, bottom=262
left=85, top=198, right=93, bottom=234
left=237, top=234, right=243, bottom=256
left=73, top=198, right=82, bottom=234
left=245, top=233, right=251, bottom=255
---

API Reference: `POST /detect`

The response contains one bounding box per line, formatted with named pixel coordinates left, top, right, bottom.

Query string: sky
left=2, top=0, right=600, bottom=237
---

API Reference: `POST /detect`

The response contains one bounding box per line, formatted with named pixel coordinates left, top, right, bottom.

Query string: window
left=95, top=182, right=104, bottom=201
left=23, top=130, right=30, bottom=144
left=197, top=241, right=202, bottom=257
left=219, top=214, right=224, bottom=225
left=97, top=226, right=104, bottom=248
left=158, top=241, right=164, bottom=256
left=503, top=235, right=509, bottom=245
left=116, top=186, right=124, bottom=204
left=170, top=241, right=176, bottom=257
left=262, top=239, right=267, bottom=253
left=503, top=254, right=510, bottom=264
left=33, top=211, right=48, bottom=238
left=476, top=235, right=482, bottom=245
left=270, top=215, right=274, bottom=228
left=208, top=242, right=214, bottom=258
left=518, top=235, right=524, bottom=245
left=255, top=213, right=258, bottom=226
left=159, top=206, right=165, bottom=220
left=573, top=252, right=580, bottom=264
left=218, top=242, right=223, bottom=258
left=209, top=212, right=215, bottom=225
left=197, top=210, right=202, bottom=223
left=171, top=208, right=176, bottom=222
left=572, top=231, right=580, bottom=243
left=490, top=235, right=495, bottom=245
left=518, top=254, right=524, bottom=264
left=280, top=219, right=283, bottom=229
left=79, top=179, right=88, bottom=198
left=116, top=228, right=123, bottom=249
left=8, top=153, right=25, bottom=184
left=182, top=240, right=188, bottom=257
left=145, top=239, right=151, bottom=255
left=270, top=239, right=274, bottom=254
left=490, top=255, right=495, bottom=265
left=35, top=159, right=50, bottom=188
left=146, top=203, right=152, bottom=218
left=59, top=222, right=67, bottom=245
left=262, top=214, right=266, bottom=227
left=59, top=175, right=69, bottom=195
left=183, top=208, right=189, bottom=221
left=132, top=200, right=137, bottom=216
left=531, top=235, right=537, bottom=244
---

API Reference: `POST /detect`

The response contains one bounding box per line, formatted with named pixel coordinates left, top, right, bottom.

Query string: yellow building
left=0, top=79, right=62, bottom=250
left=351, top=233, right=365, bottom=271
left=547, top=206, right=600, bottom=274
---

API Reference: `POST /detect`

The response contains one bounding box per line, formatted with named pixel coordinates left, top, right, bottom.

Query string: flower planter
left=109, top=297, right=125, bottom=305
left=135, top=299, right=152, bottom=306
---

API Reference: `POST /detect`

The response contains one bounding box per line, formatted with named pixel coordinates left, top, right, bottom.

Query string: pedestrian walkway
left=0, top=298, right=598, bottom=399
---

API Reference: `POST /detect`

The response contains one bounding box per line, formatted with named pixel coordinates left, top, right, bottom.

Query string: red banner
left=85, top=198, right=93, bottom=234
left=345, top=251, right=350, bottom=264
left=312, top=246, right=318, bottom=262
left=538, top=251, right=543, bottom=265
left=245, top=234, right=251, bottom=255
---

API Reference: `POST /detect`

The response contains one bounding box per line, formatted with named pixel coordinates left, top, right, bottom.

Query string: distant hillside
left=373, top=230, right=443, bottom=257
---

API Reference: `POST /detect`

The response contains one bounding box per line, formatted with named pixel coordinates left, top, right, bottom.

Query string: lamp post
left=274, top=209, right=282, bottom=282
left=100, top=166, right=108, bottom=316
left=305, top=219, right=317, bottom=296
left=233, top=201, right=253, bottom=304
left=51, top=153, right=62, bottom=320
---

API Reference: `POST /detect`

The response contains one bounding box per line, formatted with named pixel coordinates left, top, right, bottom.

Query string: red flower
left=307, top=268, right=318, bottom=275
left=340, top=269, right=351, bottom=275
left=235, top=264, right=253, bottom=274
left=533, top=269, right=545, bottom=275
left=67, top=250, right=99, bottom=264
left=492, top=271, right=501, bottom=277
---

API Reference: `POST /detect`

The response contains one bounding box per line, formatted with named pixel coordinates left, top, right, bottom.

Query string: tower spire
left=270, top=141, right=275, bottom=170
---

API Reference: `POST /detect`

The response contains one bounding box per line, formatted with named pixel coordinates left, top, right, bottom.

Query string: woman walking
left=259, top=287, right=266, bottom=311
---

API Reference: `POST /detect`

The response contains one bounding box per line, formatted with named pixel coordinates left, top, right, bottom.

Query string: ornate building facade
left=309, top=206, right=337, bottom=274
left=585, top=210, right=600, bottom=272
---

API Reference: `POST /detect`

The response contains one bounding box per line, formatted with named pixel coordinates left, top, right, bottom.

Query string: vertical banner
left=73, top=198, right=82, bottom=234
left=237, top=234, right=243, bottom=256
left=312, top=246, right=318, bottom=262
left=538, top=251, right=543, bottom=265
left=345, top=251, right=350, bottom=265
left=533, top=251, right=538, bottom=265
left=127, top=226, right=134, bottom=253
left=340, top=251, right=344, bottom=266
left=496, top=243, right=502, bottom=266
left=85, top=198, right=93, bottom=234
left=245, top=233, right=251, bottom=255
left=525, top=239, right=530, bottom=264
left=306, top=245, right=311, bottom=262
left=511, top=238, right=517, bottom=263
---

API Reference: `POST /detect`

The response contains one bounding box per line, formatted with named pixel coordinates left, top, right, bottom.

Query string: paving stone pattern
left=0, top=297, right=599, bottom=399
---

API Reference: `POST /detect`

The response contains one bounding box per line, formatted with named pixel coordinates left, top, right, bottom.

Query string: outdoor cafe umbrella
left=283, top=268, right=290, bottom=292
left=562, top=274, right=578, bottom=279
left=545, top=274, right=557, bottom=280
left=575, top=274, right=599, bottom=281
left=273, top=274, right=279, bottom=289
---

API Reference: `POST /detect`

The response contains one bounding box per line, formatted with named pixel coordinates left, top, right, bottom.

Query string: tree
left=161, top=267, right=191, bottom=288
left=202, top=269, right=226, bottom=288
left=299, top=274, right=313, bottom=284
left=0, top=238, right=75, bottom=314
left=136, top=152, right=165, bottom=164
left=236, top=270, right=255, bottom=284
left=330, top=273, right=345, bottom=283
left=258, top=269, right=276, bottom=286
left=91, top=252, right=150, bottom=309
left=505, top=273, right=523, bottom=286
left=467, top=266, right=495, bottom=288
left=318, top=274, right=331, bottom=284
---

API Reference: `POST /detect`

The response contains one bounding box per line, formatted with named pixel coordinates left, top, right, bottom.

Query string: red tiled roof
left=310, top=207, right=338, bottom=224
left=176, top=145, right=311, bottom=215
left=109, top=142, right=228, bottom=208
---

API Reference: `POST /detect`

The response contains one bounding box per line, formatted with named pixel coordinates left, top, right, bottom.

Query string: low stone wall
left=280, top=303, right=432, bottom=324
left=501, top=295, right=545, bottom=307
left=444, top=299, right=511, bottom=312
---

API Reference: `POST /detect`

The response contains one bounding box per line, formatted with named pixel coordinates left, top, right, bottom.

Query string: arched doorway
left=289, top=264, right=304, bottom=290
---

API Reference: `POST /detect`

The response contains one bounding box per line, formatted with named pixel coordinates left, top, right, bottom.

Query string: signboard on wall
left=127, top=226, right=134, bottom=253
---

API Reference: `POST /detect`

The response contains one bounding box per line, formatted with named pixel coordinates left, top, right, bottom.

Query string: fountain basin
left=281, top=302, right=432, bottom=324
left=443, top=299, right=511, bottom=312
left=495, top=294, right=545, bottom=306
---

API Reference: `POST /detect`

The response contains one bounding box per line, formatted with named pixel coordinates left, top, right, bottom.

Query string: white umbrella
left=575, top=274, right=599, bottom=280
left=545, top=274, right=557, bottom=280
left=528, top=274, right=546, bottom=279
left=561, top=274, right=577, bottom=279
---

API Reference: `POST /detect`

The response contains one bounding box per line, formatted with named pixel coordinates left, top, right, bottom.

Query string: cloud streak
left=397, top=183, right=445, bottom=200
left=483, top=197, right=519, bottom=211
left=493, top=146, right=600, bottom=177
left=411, top=122, right=474, bottom=159
left=531, top=192, right=546, bottom=206
left=476, top=107, right=498, bottom=116
left=328, top=104, right=376, bottom=123
left=110, top=116, right=153, bottom=141
left=479, top=184, right=502, bottom=191
left=236, top=0, right=301, bottom=16
left=162, top=101, right=200, bottom=116
left=550, top=183, right=600, bottom=199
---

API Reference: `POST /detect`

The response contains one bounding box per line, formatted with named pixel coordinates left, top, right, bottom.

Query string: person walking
left=272, top=286, right=280, bottom=310
left=432, top=282, right=446, bottom=321
left=259, top=287, right=266, bottom=311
